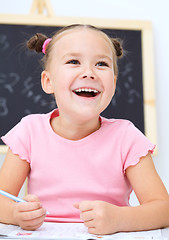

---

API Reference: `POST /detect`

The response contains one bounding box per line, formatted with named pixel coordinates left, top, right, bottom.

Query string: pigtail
left=111, top=38, right=123, bottom=58
left=27, top=33, right=48, bottom=53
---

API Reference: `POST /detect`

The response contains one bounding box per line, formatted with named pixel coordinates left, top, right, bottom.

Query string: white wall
left=0, top=0, right=169, bottom=204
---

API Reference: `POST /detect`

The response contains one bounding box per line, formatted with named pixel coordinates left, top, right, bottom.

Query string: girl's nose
left=80, top=65, right=96, bottom=80
left=82, top=75, right=95, bottom=80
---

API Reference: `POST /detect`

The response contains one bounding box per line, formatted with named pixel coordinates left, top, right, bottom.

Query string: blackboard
left=0, top=18, right=156, bottom=151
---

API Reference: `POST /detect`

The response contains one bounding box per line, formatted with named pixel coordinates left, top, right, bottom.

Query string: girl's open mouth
left=73, top=88, right=100, bottom=98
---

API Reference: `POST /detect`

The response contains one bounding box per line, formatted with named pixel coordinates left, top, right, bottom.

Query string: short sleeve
left=122, top=122, right=155, bottom=172
left=1, top=117, right=31, bottom=163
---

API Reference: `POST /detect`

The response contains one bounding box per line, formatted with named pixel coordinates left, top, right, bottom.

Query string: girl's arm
left=76, top=153, right=169, bottom=235
left=122, top=152, right=169, bottom=231
left=0, top=149, right=46, bottom=230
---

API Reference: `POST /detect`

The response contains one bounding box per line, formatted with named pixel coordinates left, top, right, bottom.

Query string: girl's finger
left=20, top=207, right=46, bottom=221
left=80, top=210, right=94, bottom=222
left=88, top=227, right=97, bottom=235
left=23, top=194, right=40, bottom=202
left=73, top=202, right=80, bottom=209
left=83, top=219, right=94, bottom=228
left=78, top=200, right=94, bottom=212
left=20, top=215, right=45, bottom=230
left=17, top=201, right=42, bottom=212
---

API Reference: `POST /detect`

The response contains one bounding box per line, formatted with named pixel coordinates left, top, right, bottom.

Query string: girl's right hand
left=13, top=194, right=46, bottom=230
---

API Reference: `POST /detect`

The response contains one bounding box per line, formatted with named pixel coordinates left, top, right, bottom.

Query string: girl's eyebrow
left=95, top=54, right=113, bottom=62
left=62, top=53, right=112, bottom=61
left=61, top=53, right=81, bottom=59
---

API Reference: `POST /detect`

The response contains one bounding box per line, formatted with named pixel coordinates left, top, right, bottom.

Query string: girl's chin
left=71, top=106, right=102, bottom=121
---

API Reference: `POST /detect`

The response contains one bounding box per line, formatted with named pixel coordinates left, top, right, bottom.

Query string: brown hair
left=27, top=24, right=123, bottom=76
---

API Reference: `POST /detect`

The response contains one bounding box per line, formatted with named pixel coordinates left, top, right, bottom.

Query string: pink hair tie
left=42, top=38, right=52, bottom=54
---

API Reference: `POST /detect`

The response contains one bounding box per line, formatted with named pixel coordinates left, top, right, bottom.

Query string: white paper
left=0, top=222, right=167, bottom=240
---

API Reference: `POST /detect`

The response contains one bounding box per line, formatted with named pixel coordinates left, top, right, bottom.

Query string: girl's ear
left=41, top=70, right=54, bottom=94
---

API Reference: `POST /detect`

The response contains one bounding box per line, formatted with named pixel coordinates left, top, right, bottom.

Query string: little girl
left=0, top=24, right=169, bottom=235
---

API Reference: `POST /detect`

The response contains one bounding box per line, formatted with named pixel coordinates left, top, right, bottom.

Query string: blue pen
left=0, top=189, right=49, bottom=214
left=0, top=189, right=26, bottom=202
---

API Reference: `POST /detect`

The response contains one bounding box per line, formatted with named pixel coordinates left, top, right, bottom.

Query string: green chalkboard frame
left=0, top=14, right=157, bottom=154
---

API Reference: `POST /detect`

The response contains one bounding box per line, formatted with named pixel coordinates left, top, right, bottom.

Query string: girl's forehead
left=52, top=28, right=113, bottom=53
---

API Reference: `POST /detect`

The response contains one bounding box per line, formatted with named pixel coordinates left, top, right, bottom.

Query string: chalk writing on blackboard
left=111, top=62, right=141, bottom=107
left=0, top=72, right=56, bottom=116
left=0, top=97, right=8, bottom=117
left=0, top=34, right=10, bottom=52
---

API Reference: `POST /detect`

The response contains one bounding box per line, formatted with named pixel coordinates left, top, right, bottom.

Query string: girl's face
left=42, top=28, right=116, bottom=123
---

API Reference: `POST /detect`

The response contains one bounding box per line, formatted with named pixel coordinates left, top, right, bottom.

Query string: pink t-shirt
left=1, top=109, right=155, bottom=223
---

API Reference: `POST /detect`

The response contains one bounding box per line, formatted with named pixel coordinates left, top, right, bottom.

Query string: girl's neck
left=50, top=114, right=101, bottom=141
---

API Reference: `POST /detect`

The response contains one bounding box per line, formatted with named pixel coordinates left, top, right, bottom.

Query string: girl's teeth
left=74, top=88, right=99, bottom=93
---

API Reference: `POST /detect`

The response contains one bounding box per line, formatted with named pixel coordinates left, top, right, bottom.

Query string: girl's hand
left=13, top=194, right=46, bottom=230
left=74, top=200, right=120, bottom=235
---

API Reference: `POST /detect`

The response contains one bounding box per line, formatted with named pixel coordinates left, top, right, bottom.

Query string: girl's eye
left=96, top=61, right=109, bottom=67
left=66, top=59, right=80, bottom=65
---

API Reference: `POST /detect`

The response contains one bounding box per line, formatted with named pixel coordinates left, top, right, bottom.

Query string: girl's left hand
left=74, top=200, right=120, bottom=235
